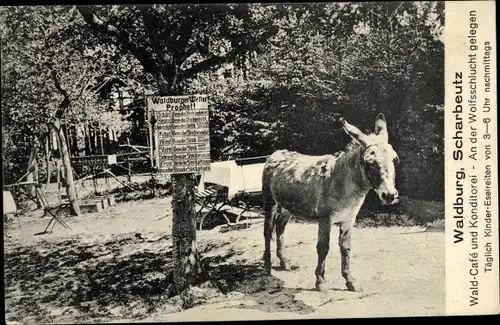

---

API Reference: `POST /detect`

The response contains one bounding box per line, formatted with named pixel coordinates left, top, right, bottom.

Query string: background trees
left=1, top=6, right=132, bottom=214
left=190, top=2, right=445, bottom=201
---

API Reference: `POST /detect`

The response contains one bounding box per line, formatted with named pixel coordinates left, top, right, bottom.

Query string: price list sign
left=147, top=95, right=211, bottom=174
left=71, top=155, right=116, bottom=169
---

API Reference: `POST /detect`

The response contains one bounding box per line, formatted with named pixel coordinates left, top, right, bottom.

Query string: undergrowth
left=356, top=195, right=444, bottom=228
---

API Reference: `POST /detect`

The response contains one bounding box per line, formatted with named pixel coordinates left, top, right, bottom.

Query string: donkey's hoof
left=279, top=260, right=298, bottom=271
left=346, top=281, right=362, bottom=292
left=279, top=262, right=289, bottom=271
left=315, top=277, right=328, bottom=292
left=264, top=262, right=272, bottom=275
left=315, top=282, right=329, bottom=292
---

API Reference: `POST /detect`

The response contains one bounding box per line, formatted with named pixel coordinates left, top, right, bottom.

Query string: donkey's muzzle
left=381, top=190, right=399, bottom=205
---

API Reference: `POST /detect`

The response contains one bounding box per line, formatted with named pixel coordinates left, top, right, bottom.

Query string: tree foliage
left=77, top=4, right=279, bottom=94
left=1, top=6, right=131, bottom=184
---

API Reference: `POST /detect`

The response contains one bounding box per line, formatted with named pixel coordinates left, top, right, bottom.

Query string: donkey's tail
left=262, top=165, right=279, bottom=241
left=261, top=165, right=276, bottom=216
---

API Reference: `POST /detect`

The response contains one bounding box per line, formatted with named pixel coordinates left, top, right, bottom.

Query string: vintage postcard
left=1, top=1, right=498, bottom=323
left=444, top=0, right=498, bottom=316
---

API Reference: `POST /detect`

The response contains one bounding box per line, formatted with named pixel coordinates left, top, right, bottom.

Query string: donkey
left=262, top=113, right=400, bottom=292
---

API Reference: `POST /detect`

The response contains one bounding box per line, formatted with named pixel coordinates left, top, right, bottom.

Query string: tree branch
left=76, top=72, right=97, bottom=100
left=45, top=63, right=70, bottom=119
left=139, top=6, right=165, bottom=59
left=92, top=76, right=114, bottom=95
left=70, top=70, right=89, bottom=96
left=180, top=25, right=278, bottom=79
left=174, top=17, right=196, bottom=66
left=77, top=6, right=160, bottom=77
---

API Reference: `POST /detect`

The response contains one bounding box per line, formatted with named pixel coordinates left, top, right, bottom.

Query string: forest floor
left=4, top=185, right=445, bottom=324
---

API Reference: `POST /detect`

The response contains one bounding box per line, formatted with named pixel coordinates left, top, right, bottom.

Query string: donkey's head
left=340, top=113, right=400, bottom=205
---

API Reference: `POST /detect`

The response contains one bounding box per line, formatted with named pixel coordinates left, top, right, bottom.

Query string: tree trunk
left=84, top=124, right=91, bottom=156
left=22, top=146, right=42, bottom=207
left=159, top=80, right=201, bottom=299
left=104, top=127, right=111, bottom=154
left=34, top=160, right=42, bottom=207
left=70, top=125, right=78, bottom=156
left=99, top=128, right=105, bottom=155
left=46, top=136, right=52, bottom=188
left=89, top=123, right=96, bottom=155
left=34, top=155, right=39, bottom=185
left=53, top=120, right=81, bottom=216
left=171, top=173, right=201, bottom=298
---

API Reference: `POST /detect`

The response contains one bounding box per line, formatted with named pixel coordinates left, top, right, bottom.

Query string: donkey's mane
left=332, top=132, right=379, bottom=159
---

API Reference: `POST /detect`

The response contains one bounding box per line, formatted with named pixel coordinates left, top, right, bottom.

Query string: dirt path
left=173, top=224, right=445, bottom=321
left=4, top=197, right=445, bottom=323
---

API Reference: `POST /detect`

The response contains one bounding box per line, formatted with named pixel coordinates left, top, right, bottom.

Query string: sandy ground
left=4, top=196, right=445, bottom=323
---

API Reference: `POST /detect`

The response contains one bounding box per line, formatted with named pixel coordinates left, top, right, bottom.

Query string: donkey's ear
left=340, top=117, right=368, bottom=146
left=374, top=113, right=388, bottom=142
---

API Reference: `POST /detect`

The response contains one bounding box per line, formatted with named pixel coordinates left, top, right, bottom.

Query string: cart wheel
left=221, top=212, right=232, bottom=225
left=237, top=207, right=252, bottom=224
left=198, top=212, right=209, bottom=231
left=199, top=211, right=228, bottom=231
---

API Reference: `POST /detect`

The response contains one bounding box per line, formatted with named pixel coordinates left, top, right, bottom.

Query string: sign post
left=147, top=95, right=211, bottom=174
left=146, top=94, right=211, bottom=296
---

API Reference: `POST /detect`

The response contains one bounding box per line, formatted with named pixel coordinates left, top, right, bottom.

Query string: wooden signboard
left=71, top=155, right=112, bottom=170
left=146, top=95, right=211, bottom=174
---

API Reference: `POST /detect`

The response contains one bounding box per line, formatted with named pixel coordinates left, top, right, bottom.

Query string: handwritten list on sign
left=147, top=95, right=211, bottom=174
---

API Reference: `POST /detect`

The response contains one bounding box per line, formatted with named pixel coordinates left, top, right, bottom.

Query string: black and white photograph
left=1, top=2, right=492, bottom=323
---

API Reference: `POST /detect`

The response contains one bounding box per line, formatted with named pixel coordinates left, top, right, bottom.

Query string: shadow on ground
left=4, top=234, right=312, bottom=323
left=200, top=257, right=313, bottom=315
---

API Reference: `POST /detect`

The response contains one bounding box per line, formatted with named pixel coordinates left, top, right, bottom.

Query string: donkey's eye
left=393, top=156, right=400, bottom=165
left=367, top=159, right=379, bottom=168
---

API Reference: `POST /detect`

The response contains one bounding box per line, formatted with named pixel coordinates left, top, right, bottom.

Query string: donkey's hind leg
left=276, top=208, right=294, bottom=270
left=263, top=198, right=277, bottom=275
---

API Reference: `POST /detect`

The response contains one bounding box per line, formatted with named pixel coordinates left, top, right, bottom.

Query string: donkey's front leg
left=339, top=220, right=361, bottom=292
left=315, top=217, right=332, bottom=292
